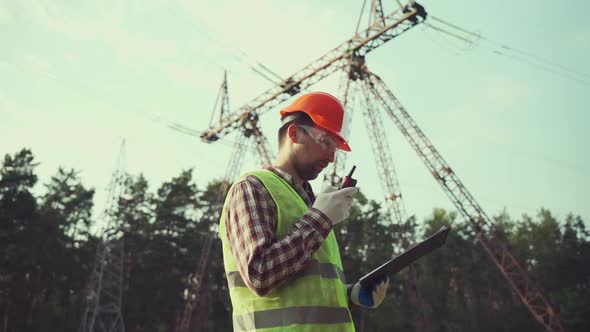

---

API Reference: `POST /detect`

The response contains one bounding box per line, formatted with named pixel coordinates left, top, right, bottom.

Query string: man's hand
left=351, top=276, right=389, bottom=309
left=312, top=186, right=358, bottom=225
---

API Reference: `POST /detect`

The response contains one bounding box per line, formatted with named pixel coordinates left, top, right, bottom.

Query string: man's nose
left=326, top=149, right=335, bottom=163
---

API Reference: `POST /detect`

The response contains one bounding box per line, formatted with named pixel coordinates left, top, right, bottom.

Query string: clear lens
left=298, top=125, right=339, bottom=151
left=317, top=134, right=338, bottom=151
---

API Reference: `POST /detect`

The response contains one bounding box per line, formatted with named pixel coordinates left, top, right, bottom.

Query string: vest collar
left=262, top=164, right=314, bottom=206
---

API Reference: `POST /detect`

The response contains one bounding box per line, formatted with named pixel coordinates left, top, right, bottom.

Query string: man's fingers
left=343, top=210, right=351, bottom=220
left=322, top=185, right=338, bottom=193
left=338, top=187, right=359, bottom=196
left=372, top=277, right=389, bottom=307
left=375, top=285, right=386, bottom=299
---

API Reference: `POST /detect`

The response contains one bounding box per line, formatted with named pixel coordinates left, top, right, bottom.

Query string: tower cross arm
left=200, top=2, right=427, bottom=143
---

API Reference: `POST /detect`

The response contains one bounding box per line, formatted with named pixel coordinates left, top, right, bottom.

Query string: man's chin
left=303, top=169, right=321, bottom=181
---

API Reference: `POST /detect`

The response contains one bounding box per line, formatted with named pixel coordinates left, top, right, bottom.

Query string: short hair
left=277, top=112, right=315, bottom=148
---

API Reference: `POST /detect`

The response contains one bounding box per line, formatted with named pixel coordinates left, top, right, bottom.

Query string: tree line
left=1, top=148, right=588, bottom=331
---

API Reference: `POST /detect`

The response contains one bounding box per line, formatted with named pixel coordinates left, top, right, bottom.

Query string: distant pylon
left=176, top=72, right=273, bottom=332
left=79, top=140, right=127, bottom=332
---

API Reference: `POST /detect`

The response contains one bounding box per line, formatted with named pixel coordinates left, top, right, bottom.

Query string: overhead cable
left=425, top=15, right=590, bottom=85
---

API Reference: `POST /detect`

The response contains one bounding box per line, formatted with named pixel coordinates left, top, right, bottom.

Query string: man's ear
left=287, top=124, right=300, bottom=144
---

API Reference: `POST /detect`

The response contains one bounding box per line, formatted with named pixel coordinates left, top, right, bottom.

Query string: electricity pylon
left=175, top=72, right=273, bottom=332
left=193, top=1, right=563, bottom=330
left=323, top=49, right=432, bottom=332
left=79, top=141, right=127, bottom=332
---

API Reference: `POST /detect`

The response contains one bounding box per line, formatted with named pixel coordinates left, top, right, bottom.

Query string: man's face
left=291, top=125, right=339, bottom=181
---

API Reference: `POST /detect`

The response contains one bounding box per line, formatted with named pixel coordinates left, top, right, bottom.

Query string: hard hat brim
left=334, top=134, right=351, bottom=152
left=280, top=109, right=352, bottom=152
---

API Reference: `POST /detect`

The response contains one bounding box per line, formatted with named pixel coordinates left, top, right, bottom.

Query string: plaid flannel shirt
left=223, top=164, right=335, bottom=296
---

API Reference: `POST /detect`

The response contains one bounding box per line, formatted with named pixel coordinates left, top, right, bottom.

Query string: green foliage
left=0, top=150, right=97, bottom=332
left=1, top=148, right=589, bottom=331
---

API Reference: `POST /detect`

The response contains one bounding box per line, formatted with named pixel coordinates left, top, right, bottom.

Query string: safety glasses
left=297, top=125, right=339, bottom=152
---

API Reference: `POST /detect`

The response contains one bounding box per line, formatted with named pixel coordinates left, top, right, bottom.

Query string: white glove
left=351, top=277, right=389, bottom=309
left=312, top=186, right=358, bottom=225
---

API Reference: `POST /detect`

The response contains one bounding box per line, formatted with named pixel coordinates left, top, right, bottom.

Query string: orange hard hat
left=280, top=92, right=351, bottom=151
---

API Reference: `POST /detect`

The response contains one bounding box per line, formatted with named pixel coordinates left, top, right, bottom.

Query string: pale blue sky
left=1, top=0, right=588, bottom=229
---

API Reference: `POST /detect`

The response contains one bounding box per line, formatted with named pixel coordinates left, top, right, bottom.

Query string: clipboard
left=359, top=226, right=450, bottom=288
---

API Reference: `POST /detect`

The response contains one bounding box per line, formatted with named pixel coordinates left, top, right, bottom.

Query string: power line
left=4, top=60, right=264, bottom=156
left=432, top=16, right=590, bottom=80
left=424, top=16, right=590, bottom=85
left=420, top=24, right=472, bottom=55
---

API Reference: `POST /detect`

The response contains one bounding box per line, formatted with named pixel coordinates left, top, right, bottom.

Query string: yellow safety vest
left=219, top=170, right=355, bottom=331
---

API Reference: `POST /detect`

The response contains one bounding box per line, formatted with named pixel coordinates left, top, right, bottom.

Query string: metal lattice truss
left=176, top=74, right=275, bottom=332
left=80, top=142, right=127, bottom=332
left=365, top=69, right=563, bottom=331
left=184, top=1, right=563, bottom=331
left=200, top=2, right=427, bottom=143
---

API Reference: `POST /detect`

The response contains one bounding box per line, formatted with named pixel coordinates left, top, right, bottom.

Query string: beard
left=293, top=159, right=323, bottom=182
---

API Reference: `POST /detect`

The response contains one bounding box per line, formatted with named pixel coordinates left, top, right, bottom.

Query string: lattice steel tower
left=195, top=1, right=564, bottom=331
left=79, top=141, right=127, bottom=332
left=175, top=72, right=273, bottom=332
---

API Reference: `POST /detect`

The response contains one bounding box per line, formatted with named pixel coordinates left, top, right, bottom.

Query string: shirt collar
left=263, top=164, right=297, bottom=186
left=262, top=164, right=315, bottom=205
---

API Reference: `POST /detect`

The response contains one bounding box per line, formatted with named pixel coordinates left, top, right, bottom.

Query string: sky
left=1, top=0, right=589, bottom=231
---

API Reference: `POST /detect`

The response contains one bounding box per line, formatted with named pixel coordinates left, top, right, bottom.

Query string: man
left=219, top=91, right=389, bottom=331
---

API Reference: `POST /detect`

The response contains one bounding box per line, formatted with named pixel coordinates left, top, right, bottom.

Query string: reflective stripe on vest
left=233, top=306, right=352, bottom=331
left=219, top=170, right=354, bottom=332
left=227, top=259, right=346, bottom=288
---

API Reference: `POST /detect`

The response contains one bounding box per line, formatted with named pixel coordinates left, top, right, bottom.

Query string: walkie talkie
left=339, top=165, right=357, bottom=189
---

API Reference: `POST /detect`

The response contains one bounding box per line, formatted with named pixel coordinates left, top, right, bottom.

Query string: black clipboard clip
left=359, top=226, right=451, bottom=288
